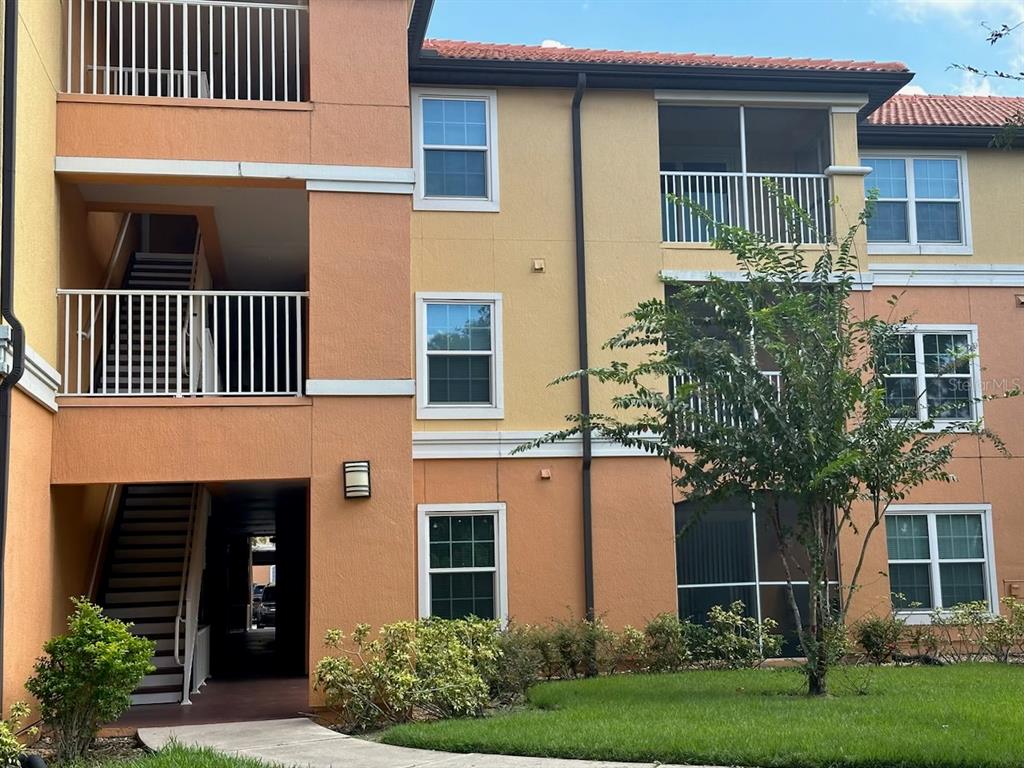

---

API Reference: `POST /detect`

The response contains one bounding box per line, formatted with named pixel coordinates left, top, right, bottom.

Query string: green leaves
left=26, top=598, right=155, bottom=764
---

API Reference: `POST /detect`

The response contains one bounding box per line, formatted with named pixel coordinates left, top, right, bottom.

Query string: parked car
left=255, top=584, right=276, bottom=628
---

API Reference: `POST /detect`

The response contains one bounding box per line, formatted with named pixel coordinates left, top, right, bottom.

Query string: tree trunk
left=808, top=664, right=828, bottom=696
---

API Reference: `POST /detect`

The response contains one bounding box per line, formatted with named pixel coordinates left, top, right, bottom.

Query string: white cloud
left=898, top=84, right=929, bottom=95
left=882, top=0, right=1024, bottom=26
left=955, top=70, right=998, bottom=95
left=540, top=39, right=569, bottom=49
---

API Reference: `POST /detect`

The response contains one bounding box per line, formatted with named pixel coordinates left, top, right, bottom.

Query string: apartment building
left=0, top=0, right=1021, bottom=715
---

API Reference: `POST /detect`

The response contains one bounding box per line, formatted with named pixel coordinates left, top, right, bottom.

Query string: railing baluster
left=164, top=294, right=170, bottom=393
left=62, top=296, right=70, bottom=395
left=294, top=8, right=301, bottom=101
left=201, top=294, right=208, bottom=394
left=130, top=1, right=136, bottom=94
left=236, top=295, right=242, bottom=393
left=284, top=294, right=291, bottom=394
left=182, top=0, right=189, bottom=98
left=249, top=296, right=255, bottom=391
left=188, top=294, right=195, bottom=394
left=258, top=8, right=264, bottom=101
left=152, top=295, right=158, bottom=394
left=283, top=7, right=288, bottom=102
left=127, top=292, right=133, bottom=394
left=169, top=0, right=174, bottom=96
left=260, top=295, right=267, bottom=393
left=104, top=0, right=110, bottom=94
left=88, top=295, right=96, bottom=395
left=246, top=6, right=251, bottom=100
left=176, top=294, right=182, bottom=396
left=294, top=295, right=302, bottom=396
left=208, top=1, right=215, bottom=98
left=273, top=296, right=279, bottom=393
left=114, top=294, right=121, bottom=395
left=270, top=8, right=276, bottom=101
left=117, top=1, right=123, bottom=94
left=221, top=6, right=227, bottom=99
left=102, top=295, right=108, bottom=394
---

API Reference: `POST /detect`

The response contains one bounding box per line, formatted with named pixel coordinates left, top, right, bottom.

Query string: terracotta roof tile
left=423, top=39, right=909, bottom=74
left=867, top=94, right=1024, bottom=127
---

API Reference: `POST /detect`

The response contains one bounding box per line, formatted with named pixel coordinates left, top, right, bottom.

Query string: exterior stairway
left=94, top=252, right=195, bottom=395
left=99, top=484, right=197, bottom=705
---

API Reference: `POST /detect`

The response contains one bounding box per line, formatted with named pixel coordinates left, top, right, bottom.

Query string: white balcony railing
left=65, top=0, right=309, bottom=102
left=674, top=371, right=783, bottom=434
left=661, top=172, right=832, bottom=245
left=58, top=289, right=307, bottom=397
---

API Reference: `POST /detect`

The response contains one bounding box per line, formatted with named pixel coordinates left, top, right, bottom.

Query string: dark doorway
left=202, top=481, right=308, bottom=680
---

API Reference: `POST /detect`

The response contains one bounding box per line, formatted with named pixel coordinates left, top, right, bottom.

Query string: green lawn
left=381, top=665, right=1024, bottom=768
left=90, top=745, right=269, bottom=768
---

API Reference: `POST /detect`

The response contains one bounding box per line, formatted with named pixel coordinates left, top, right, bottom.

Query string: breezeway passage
left=137, top=718, right=717, bottom=768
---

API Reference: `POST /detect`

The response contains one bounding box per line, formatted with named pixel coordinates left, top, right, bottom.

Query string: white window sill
left=413, top=196, right=500, bottom=213
left=868, top=243, right=973, bottom=257
left=417, top=405, right=505, bottom=420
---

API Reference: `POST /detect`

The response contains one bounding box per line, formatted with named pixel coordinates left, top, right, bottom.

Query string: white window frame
left=860, top=150, right=972, bottom=256
left=412, top=87, right=500, bottom=212
left=886, top=504, right=998, bottom=624
left=884, top=324, right=983, bottom=430
left=415, top=292, right=504, bottom=420
left=417, top=502, right=509, bottom=625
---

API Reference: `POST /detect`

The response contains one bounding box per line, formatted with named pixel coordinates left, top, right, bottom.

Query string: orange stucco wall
left=2, top=392, right=108, bottom=710
left=56, top=0, right=411, bottom=168
left=413, top=456, right=677, bottom=629
left=51, top=401, right=314, bottom=485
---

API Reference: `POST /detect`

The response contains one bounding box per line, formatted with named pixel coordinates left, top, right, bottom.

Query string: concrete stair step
left=104, top=589, right=180, bottom=605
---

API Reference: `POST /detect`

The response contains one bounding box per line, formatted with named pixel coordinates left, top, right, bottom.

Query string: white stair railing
left=661, top=171, right=832, bottom=244
left=176, top=486, right=210, bottom=705
left=57, top=289, right=307, bottom=397
left=64, top=0, right=309, bottom=102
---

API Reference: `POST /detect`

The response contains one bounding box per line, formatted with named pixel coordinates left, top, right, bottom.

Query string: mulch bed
left=26, top=734, right=149, bottom=765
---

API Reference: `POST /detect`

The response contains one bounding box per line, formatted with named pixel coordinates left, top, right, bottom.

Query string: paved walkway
left=138, top=717, right=716, bottom=768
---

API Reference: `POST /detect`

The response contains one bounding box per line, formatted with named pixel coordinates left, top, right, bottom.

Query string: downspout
left=0, top=0, right=24, bottom=706
left=571, top=73, right=595, bottom=627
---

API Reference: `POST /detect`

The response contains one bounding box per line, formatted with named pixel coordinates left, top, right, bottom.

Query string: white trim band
left=0, top=328, right=61, bottom=412
left=306, top=180, right=414, bottom=195
left=55, top=156, right=415, bottom=188
left=871, top=263, right=1024, bottom=287
left=412, top=430, right=656, bottom=460
left=306, top=379, right=416, bottom=396
left=660, top=269, right=875, bottom=291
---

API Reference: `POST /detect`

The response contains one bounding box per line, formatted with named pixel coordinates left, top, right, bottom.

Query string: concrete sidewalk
left=137, top=717, right=716, bottom=768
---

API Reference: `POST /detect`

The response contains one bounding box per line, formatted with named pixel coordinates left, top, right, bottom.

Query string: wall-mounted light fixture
left=343, top=461, right=371, bottom=499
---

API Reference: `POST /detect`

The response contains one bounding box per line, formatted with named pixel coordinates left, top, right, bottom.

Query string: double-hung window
left=418, top=503, right=508, bottom=623
left=861, top=154, right=971, bottom=254
left=881, top=325, right=981, bottom=425
left=416, top=293, right=504, bottom=420
left=886, top=505, right=996, bottom=618
left=413, top=88, right=499, bottom=211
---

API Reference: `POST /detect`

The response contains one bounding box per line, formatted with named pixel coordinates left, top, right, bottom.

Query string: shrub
left=0, top=702, right=34, bottom=768
left=853, top=615, right=905, bottom=664
left=313, top=618, right=500, bottom=730
left=643, top=613, right=690, bottom=672
left=26, top=598, right=154, bottom=764
left=930, top=601, right=992, bottom=663
left=690, top=602, right=782, bottom=669
left=982, top=597, right=1024, bottom=663
left=486, top=624, right=544, bottom=705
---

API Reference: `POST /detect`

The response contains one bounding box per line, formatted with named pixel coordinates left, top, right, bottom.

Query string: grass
left=83, top=744, right=270, bottom=768
left=381, top=664, right=1024, bottom=768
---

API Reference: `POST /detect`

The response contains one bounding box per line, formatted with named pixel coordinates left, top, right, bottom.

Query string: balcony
left=659, top=104, right=833, bottom=245
left=674, top=370, right=783, bottom=434
left=58, top=288, right=307, bottom=397
left=63, top=0, right=309, bottom=102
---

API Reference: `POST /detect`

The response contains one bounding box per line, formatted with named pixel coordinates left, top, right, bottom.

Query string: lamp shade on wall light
left=343, top=461, right=371, bottom=499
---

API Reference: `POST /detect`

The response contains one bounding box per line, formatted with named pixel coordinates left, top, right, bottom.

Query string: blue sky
left=427, top=0, right=1024, bottom=97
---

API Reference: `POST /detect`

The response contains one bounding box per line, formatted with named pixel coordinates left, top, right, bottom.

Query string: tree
left=950, top=20, right=1023, bottom=149
left=529, top=196, right=1014, bottom=695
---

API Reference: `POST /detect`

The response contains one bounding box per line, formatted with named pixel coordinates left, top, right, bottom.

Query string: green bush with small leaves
left=854, top=615, right=906, bottom=664
left=26, top=598, right=154, bottom=764
left=313, top=618, right=500, bottom=730
left=0, top=702, right=35, bottom=768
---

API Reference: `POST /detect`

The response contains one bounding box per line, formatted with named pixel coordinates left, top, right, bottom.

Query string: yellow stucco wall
left=864, top=148, right=1024, bottom=265
left=411, top=88, right=871, bottom=430
left=11, top=1, right=62, bottom=367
